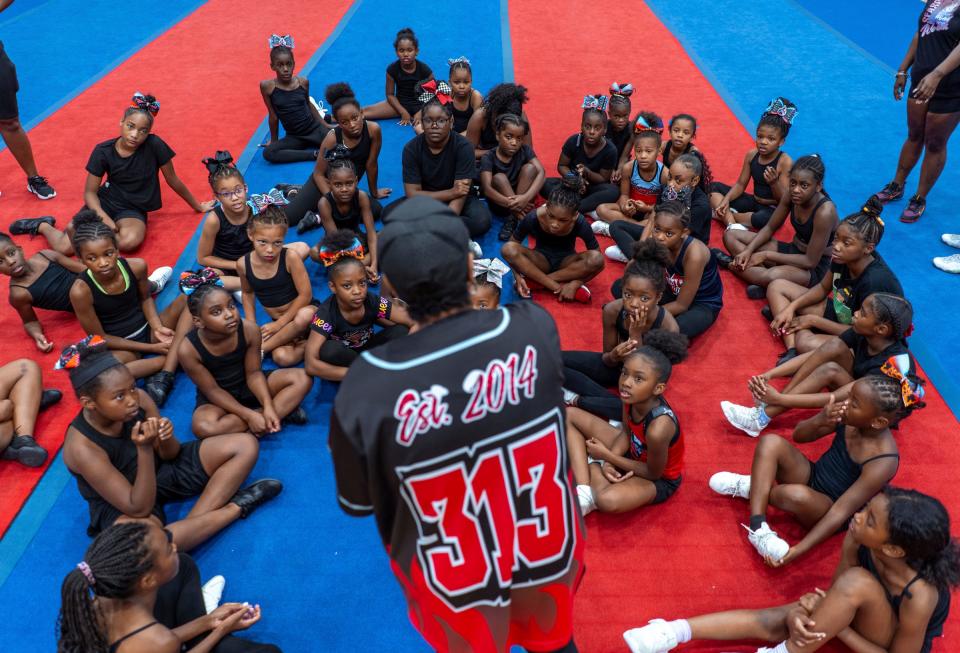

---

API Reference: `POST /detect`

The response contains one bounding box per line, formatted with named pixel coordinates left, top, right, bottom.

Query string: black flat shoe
left=746, top=284, right=766, bottom=300
left=498, top=216, right=518, bottom=242
left=9, top=216, right=55, bottom=236
left=282, top=406, right=308, bottom=426
left=711, top=247, right=733, bottom=270
left=144, top=370, right=175, bottom=408
left=275, top=183, right=302, bottom=199
left=231, top=478, right=283, bottom=518
left=2, top=434, right=48, bottom=468
left=39, top=388, right=62, bottom=412
left=777, top=347, right=799, bottom=366
left=760, top=305, right=773, bottom=321
left=296, top=211, right=321, bottom=235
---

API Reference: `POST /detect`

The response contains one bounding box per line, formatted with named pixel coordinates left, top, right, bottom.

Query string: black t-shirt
left=402, top=132, right=476, bottom=191
left=688, top=187, right=711, bottom=245
left=839, top=329, right=914, bottom=379
left=560, top=133, right=617, bottom=175
left=824, top=256, right=903, bottom=325
left=479, top=144, right=537, bottom=186
left=310, top=293, right=392, bottom=350
left=513, top=209, right=600, bottom=255
left=386, top=60, right=433, bottom=106
left=329, top=303, right=583, bottom=651
left=86, top=135, right=175, bottom=212
left=607, top=124, right=632, bottom=159
left=915, top=1, right=960, bottom=96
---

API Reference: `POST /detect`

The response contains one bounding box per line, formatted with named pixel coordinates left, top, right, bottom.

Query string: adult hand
left=912, top=70, right=944, bottom=102
left=372, top=187, right=392, bottom=199
left=894, top=73, right=907, bottom=101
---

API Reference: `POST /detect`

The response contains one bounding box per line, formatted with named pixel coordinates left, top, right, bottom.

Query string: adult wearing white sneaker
left=715, top=377, right=911, bottom=569
left=935, top=233, right=960, bottom=272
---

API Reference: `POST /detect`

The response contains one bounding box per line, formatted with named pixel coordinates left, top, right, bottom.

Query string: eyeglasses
left=216, top=186, right=247, bottom=199
left=423, top=117, right=449, bottom=128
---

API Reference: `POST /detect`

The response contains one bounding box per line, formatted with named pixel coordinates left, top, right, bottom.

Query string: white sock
left=667, top=619, right=692, bottom=643
left=766, top=643, right=789, bottom=653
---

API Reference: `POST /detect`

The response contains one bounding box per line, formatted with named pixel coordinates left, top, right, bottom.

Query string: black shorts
left=124, top=323, right=151, bottom=344
left=535, top=246, right=575, bottom=273
left=776, top=241, right=830, bottom=287
left=652, top=475, right=682, bottom=504
left=710, top=182, right=775, bottom=229
left=97, top=188, right=149, bottom=223
left=85, top=440, right=209, bottom=536
left=910, top=82, right=960, bottom=114
left=195, top=370, right=272, bottom=410
left=0, top=44, right=19, bottom=121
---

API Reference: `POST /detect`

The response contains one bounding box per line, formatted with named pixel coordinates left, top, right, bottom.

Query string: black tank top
left=615, top=305, right=666, bottom=342
left=662, top=142, right=693, bottom=169
left=10, top=252, right=76, bottom=312
left=186, top=326, right=247, bottom=400
left=790, top=195, right=834, bottom=250
left=243, top=249, right=298, bottom=308
left=451, top=102, right=474, bottom=134
left=211, top=205, right=253, bottom=261
left=324, top=192, right=363, bottom=232
left=334, top=122, right=372, bottom=181
left=607, top=125, right=632, bottom=159
left=856, top=545, right=950, bottom=653
left=69, top=409, right=150, bottom=504
left=811, top=424, right=900, bottom=502
left=109, top=622, right=159, bottom=653
left=749, top=150, right=784, bottom=200
left=80, top=258, right=147, bottom=338
left=664, top=237, right=724, bottom=311
left=270, top=84, right=315, bottom=136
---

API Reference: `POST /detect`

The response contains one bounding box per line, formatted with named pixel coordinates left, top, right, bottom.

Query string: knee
left=818, top=361, right=844, bottom=384
left=295, top=369, right=313, bottom=393
left=13, top=358, right=40, bottom=378
left=594, top=489, right=625, bottom=513
left=295, top=306, right=316, bottom=329
left=924, top=133, right=948, bottom=154
left=230, top=432, right=260, bottom=459
left=117, top=233, right=141, bottom=253
left=770, top=484, right=810, bottom=513
left=756, top=433, right=788, bottom=456
left=270, top=348, right=296, bottom=368
left=833, top=567, right=878, bottom=600
left=766, top=278, right=790, bottom=296
left=0, top=117, right=22, bottom=133
left=500, top=241, right=522, bottom=262
left=262, top=146, right=280, bottom=163
left=583, top=250, right=605, bottom=272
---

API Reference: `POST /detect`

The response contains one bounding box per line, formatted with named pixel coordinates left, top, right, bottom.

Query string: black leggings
left=156, top=554, right=282, bottom=652
left=562, top=350, right=622, bottom=420
left=380, top=195, right=491, bottom=238
left=541, top=177, right=619, bottom=214
left=319, top=325, right=408, bottom=367
left=282, top=175, right=383, bottom=226
left=263, top=122, right=329, bottom=164
left=709, top=182, right=775, bottom=229
left=609, top=220, right=645, bottom=259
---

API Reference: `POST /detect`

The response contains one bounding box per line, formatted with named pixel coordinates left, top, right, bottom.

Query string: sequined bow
left=881, top=354, right=925, bottom=407
left=179, top=268, right=223, bottom=295
left=473, top=258, right=509, bottom=289
left=131, top=92, right=160, bottom=116
left=248, top=188, right=289, bottom=214
left=56, top=335, right=106, bottom=370
left=764, top=97, right=798, bottom=125
left=582, top=95, right=609, bottom=111
left=609, top=82, right=634, bottom=97
left=319, top=237, right=365, bottom=267
left=418, top=79, right=452, bottom=105
left=447, top=56, right=470, bottom=66
left=269, top=34, right=294, bottom=49
left=634, top=115, right=663, bottom=134
left=202, top=150, right=234, bottom=175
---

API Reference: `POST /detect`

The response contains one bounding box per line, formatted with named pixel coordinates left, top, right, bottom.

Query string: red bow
left=419, top=79, right=452, bottom=105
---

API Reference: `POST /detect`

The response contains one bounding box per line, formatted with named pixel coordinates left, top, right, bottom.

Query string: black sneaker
left=39, top=389, right=62, bottom=412
left=231, top=478, right=283, bottom=518
left=282, top=406, right=308, bottom=426
left=875, top=181, right=904, bottom=203
left=2, top=434, right=48, bottom=467
left=711, top=247, right=733, bottom=270
left=27, top=176, right=56, bottom=200
left=144, top=370, right=175, bottom=408
left=296, top=211, right=321, bottom=235
left=9, top=215, right=55, bottom=236
left=760, top=305, right=773, bottom=321
left=777, top=347, right=799, bottom=366
left=275, top=183, right=302, bottom=199
left=746, top=284, right=766, bottom=300
left=498, top=216, right=518, bottom=241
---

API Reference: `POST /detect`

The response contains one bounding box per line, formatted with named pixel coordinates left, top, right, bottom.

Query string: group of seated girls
left=1, top=26, right=955, bottom=653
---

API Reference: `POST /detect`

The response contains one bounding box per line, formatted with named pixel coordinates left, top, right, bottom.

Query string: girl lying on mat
left=0, top=358, right=61, bottom=467
left=178, top=272, right=311, bottom=439
left=59, top=335, right=281, bottom=551
left=566, top=330, right=688, bottom=516
left=711, top=373, right=923, bottom=569
left=623, top=487, right=957, bottom=653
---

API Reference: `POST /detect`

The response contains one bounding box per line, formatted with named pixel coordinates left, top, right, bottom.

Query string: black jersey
left=329, top=302, right=584, bottom=653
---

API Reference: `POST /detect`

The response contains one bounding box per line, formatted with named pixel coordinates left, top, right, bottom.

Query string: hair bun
left=862, top=194, right=884, bottom=218
left=202, top=150, right=234, bottom=175
left=324, top=144, right=351, bottom=163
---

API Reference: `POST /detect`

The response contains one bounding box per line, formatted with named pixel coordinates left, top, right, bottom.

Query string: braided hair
left=883, top=486, right=960, bottom=591
left=869, top=293, right=914, bottom=341
left=202, top=150, right=243, bottom=190
left=394, top=27, right=418, bottom=49
left=57, top=522, right=153, bottom=653
left=186, top=282, right=231, bottom=318
left=841, top=195, right=885, bottom=246
left=325, top=82, right=361, bottom=120
left=448, top=57, right=472, bottom=77
left=674, top=151, right=713, bottom=195
left=547, top=173, right=582, bottom=213
left=655, top=199, right=693, bottom=229
left=624, top=238, right=670, bottom=295
left=863, top=373, right=925, bottom=428
left=495, top=112, right=528, bottom=136
left=625, top=329, right=689, bottom=383
left=71, top=210, right=117, bottom=253
left=248, top=204, right=288, bottom=232
left=790, top=153, right=826, bottom=194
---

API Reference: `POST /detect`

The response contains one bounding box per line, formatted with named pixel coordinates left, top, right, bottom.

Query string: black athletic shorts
left=97, top=188, right=149, bottom=223
left=194, top=370, right=272, bottom=410
left=776, top=241, right=830, bottom=288
left=910, top=82, right=960, bottom=115
left=652, top=475, right=682, bottom=504
left=535, top=246, right=575, bottom=273
left=0, top=44, right=19, bottom=121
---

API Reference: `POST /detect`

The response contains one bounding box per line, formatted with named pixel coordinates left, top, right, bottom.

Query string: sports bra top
left=323, top=192, right=363, bottom=232
left=80, top=258, right=147, bottom=338
left=749, top=150, right=784, bottom=200
left=10, top=251, right=76, bottom=312
left=789, top=195, right=834, bottom=252
left=624, top=398, right=683, bottom=480
left=243, top=249, right=299, bottom=308
left=629, top=160, right=664, bottom=204
left=109, top=622, right=159, bottom=652
left=211, top=205, right=253, bottom=262
left=451, top=102, right=475, bottom=134
left=334, top=122, right=372, bottom=181
left=186, top=325, right=247, bottom=400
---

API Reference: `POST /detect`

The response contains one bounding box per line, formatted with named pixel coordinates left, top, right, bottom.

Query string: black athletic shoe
left=282, top=406, right=308, bottom=426
left=231, top=478, right=283, bottom=518
left=296, top=211, right=321, bottom=235
left=2, top=434, right=48, bottom=468
left=711, top=247, right=734, bottom=270
left=27, top=176, right=56, bottom=200
left=760, top=305, right=773, bottom=322
left=746, top=284, right=766, bottom=300
left=498, top=216, right=518, bottom=241
left=777, top=347, right=799, bottom=366
left=275, top=183, right=302, bottom=199
left=9, top=215, right=55, bottom=236
left=144, top=370, right=175, bottom=408
left=39, top=389, right=62, bottom=412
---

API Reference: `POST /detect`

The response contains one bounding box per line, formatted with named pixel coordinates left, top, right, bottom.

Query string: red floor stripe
left=0, top=0, right=353, bottom=537
left=509, top=1, right=959, bottom=651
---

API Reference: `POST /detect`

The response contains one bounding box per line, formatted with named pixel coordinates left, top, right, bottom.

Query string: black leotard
left=749, top=150, right=784, bottom=201
left=334, top=122, right=372, bottom=181
left=10, top=252, right=76, bottom=312
left=615, top=305, right=666, bottom=342
left=270, top=84, right=316, bottom=137
left=243, top=249, right=298, bottom=308
left=808, top=424, right=899, bottom=502
left=109, top=622, right=159, bottom=653
left=186, top=326, right=255, bottom=406
left=210, top=206, right=252, bottom=262
left=451, top=102, right=474, bottom=134
left=789, top=195, right=834, bottom=250
left=80, top=258, right=148, bottom=339
left=324, top=191, right=363, bottom=232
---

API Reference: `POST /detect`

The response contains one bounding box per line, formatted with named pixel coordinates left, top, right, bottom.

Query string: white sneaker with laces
left=148, top=266, right=173, bottom=295
left=623, top=619, right=679, bottom=653
left=605, top=245, right=629, bottom=263
left=720, top=401, right=766, bottom=437
left=933, top=253, right=960, bottom=273
left=709, top=471, right=751, bottom=499
left=469, top=240, right=483, bottom=257
left=201, top=575, right=225, bottom=614
left=562, top=388, right=579, bottom=405
left=576, top=484, right=596, bottom=516
left=941, top=233, right=960, bottom=249
left=591, top=220, right=611, bottom=237
left=744, top=522, right=789, bottom=561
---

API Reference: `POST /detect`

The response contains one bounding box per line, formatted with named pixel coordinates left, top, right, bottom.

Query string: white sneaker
left=743, top=522, right=789, bottom=561
left=585, top=210, right=598, bottom=221
left=709, top=471, right=751, bottom=499
left=309, top=96, right=327, bottom=119
left=725, top=222, right=749, bottom=231
left=233, top=290, right=243, bottom=305
left=605, top=245, right=629, bottom=263
left=591, top=220, right=611, bottom=237
left=933, top=253, right=960, bottom=273
left=201, top=575, right=225, bottom=614
left=562, top=388, right=579, bottom=405
left=148, top=266, right=173, bottom=295
left=469, top=240, right=483, bottom=257
left=576, top=484, right=596, bottom=516
left=941, top=233, right=960, bottom=249
left=623, top=619, right=679, bottom=653
left=720, top=401, right=767, bottom=437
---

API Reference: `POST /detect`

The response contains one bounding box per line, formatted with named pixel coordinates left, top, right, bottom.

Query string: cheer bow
left=202, top=150, right=234, bottom=175
left=248, top=188, right=289, bottom=214
left=881, top=354, right=925, bottom=407
left=609, top=82, right=634, bottom=97
left=764, top=97, right=798, bottom=125
left=179, top=268, right=223, bottom=295
left=582, top=94, right=609, bottom=111
left=319, top=237, right=365, bottom=267
left=55, top=335, right=106, bottom=370
left=324, top=143, right=351, bottom=163
left=473, top=258, right=509, bottom=289
left=131, top=92, right=160, bottom=116
left=269, top=34, right=294, bottom=49
left=634, top=115, right=663, bottom=134
left=447, top=56, right=470, bottom=66
left=418, top=79, right=452, bottom=105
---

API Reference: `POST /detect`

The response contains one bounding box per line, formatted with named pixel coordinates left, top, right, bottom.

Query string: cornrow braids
left=494, top=112, right=528, bottom=135
left=675, top=151, right=713, bottom=194
left=791, top=154, right=825, bottom=184
left=71, top=210, right=117, bottom=252
left=842, top=195, right=885, bottom=246
left=548, top=174, right=582, bottom=212
left=864, top=374, right=925, bottom=428
left=624, top=238, right=670, bottom=295
left=448, top=58, right=472, bottom=76
left=187, top=283, right=232, bottom=317
left=57, top=522, right=153, bottom=653
left=249, top=204, right=289, bottom=231
left=608, top=92, right=631, bottom=111
left=656, top=199, right=692, bottom=228
left=869, top=293, right=914, bottom=341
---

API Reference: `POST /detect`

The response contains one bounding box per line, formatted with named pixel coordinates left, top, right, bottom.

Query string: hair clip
left=56, top=335, right=106, bottom=370
left=324, top=143, right=351, bottom=163
left=418, top=79, right=453, bottom=105
left=248, top=188, right=289, bottom=214
left=269, top=34, right=295, bottom=49
left=582, top=94, right=609, bottom=112
left=131, top=92, right=160, bottom=116
left=609, top=82, right=634, bottom=97
left=447, top=56, right=470, bottom=66
left=634, top=115, right=663, bottom=135
left=202, top=151, right=234, bottom=175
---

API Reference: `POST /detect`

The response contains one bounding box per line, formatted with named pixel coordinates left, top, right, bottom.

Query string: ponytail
left=841, top=195, right=885, bottom=246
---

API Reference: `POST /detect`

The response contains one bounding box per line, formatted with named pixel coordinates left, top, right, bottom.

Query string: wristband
left=896, top=71, right=907, bottom=77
